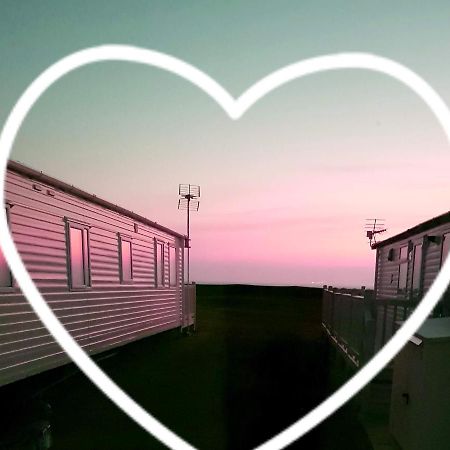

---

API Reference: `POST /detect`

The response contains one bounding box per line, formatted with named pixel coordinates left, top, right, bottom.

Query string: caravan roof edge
left=6, top=160, right=186, bottom=240
left=372, top=210, right=450, bottom=249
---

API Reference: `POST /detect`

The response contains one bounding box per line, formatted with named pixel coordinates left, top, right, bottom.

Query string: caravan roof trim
left=372, top=210, right=450, bottom=249
left=6, top=160, right=186, bottom=240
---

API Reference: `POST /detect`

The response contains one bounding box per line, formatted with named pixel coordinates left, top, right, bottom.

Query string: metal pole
left=187, top=190, right=190, bottom=284
left=178, top=183, right=199, bottom=286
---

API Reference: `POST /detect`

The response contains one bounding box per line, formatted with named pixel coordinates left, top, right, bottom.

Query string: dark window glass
left=411, top=244, right=422, bottom=296
left=68, top=225, right=90, bottom=288
left=120, top=238, right=132, bottom=282
left=0, top=245, right=12, bottom=288
left=169, top=247, right=176, bottom=287
left=442, top=234, right=450, bottom=266
left=398, top=262, right=408, bottom=291
left=1, top=207, right=13, bottom=288
left=435, top=234, right=450, bottom=317
left=397, top=245, right=408, bottom=296
left=156, top=242, right=164, bottom=287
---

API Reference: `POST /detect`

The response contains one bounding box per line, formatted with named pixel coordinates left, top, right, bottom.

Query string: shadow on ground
left=10, top=284, right=372, bottom=449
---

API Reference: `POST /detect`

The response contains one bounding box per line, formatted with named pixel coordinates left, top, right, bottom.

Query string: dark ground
left=2, top=285, right=372, bottom=450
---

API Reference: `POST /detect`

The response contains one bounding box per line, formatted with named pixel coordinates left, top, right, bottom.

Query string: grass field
left=8, top=285, right=372, bottom=449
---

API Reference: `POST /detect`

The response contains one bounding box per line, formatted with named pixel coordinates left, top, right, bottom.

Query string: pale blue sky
left=2, top=2, right=450, bottom=287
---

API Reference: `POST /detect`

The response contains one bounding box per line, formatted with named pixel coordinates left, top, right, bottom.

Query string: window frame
left=0, top=204, right=14, bottom=291
left=155, top=239, right=166, bottom=288
left=441, top=233, right=450, bottom=268
left=410, top=243, right=423, bottom=299
left=397, top=244, right=409, bottom=295
left=169, top=245, right=177, bottom=288
left=65, top=218, right=91, bottom=291
left=440, top=233, right=450, bottom=316
left=118, top=233, right=134, bottom=284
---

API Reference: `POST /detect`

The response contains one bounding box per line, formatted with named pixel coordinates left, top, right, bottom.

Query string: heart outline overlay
left=1, top=46, right=450, bottom=450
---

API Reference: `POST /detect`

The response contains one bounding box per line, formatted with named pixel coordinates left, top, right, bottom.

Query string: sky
left=1, top=2, right=450, bottom=288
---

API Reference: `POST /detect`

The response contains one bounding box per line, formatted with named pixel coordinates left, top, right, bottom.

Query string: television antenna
left=178, top=184, right=200, bottom=284
left=365, top=218, right=386, bottom=247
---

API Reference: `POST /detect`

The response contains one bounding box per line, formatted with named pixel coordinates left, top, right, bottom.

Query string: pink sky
left=4, top=5, right=450, bottom=288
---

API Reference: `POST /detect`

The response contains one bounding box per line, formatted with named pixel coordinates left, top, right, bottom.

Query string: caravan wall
left=0, top=163, right=187, bottom=387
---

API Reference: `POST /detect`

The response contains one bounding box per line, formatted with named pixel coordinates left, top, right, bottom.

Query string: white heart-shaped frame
left=1, top=46, right=450, bottom=450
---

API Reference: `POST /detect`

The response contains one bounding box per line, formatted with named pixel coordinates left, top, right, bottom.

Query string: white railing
left=183, top=283, right=196, bottom=330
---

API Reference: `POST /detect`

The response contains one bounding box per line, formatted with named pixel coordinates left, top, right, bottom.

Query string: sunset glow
left=2, top=3, right=450, bottom=288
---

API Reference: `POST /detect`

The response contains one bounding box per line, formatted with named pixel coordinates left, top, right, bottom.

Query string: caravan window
left=442, top=234, right=450, bottom=266
left=399, top=246, right=408, bottom=260
left=119, top=235, right=133, bottom=283
left=398, top=263, right=408, bottom=290
left=0, top=248, right=12, bottom=288
left=169, top=246, right=177, bottom=287
left=156, top=241, right=165, bottom=287
left=67, top=222, right=90, bottom=289
left=0, top=208, right=12, bottom=288
left=411, top=244, right=423, bottom=296
left=398, top=245, right=408, bottom=294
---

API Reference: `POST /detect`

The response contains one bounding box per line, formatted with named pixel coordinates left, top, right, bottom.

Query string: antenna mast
left=178, top=184, right=200, bottom=284
left=365, top=218, right=387, bottom=247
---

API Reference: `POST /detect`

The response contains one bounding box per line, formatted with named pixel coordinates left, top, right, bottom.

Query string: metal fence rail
left=373, top=298, right=415, bottom=353
left=322, top=286, right=415, bottom=367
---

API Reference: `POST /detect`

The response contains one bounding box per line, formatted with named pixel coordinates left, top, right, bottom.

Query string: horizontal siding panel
left=18, top=253, right=67, bottom=267
left=12, top=220, right=64, bottom=236
left=87, top=320, right=178, bottom=354
left=86, top=312, right=178, bottom=337
left=132, top=256, right=153, bottom=266
left=1, top=166, right=186, bottom=388
left=133, top=247, right=154, bottom=257
left=89, top=234, right=119, bottom=251
left=22, top=263, right=67, bottom=274
left=13, top=233, right=66, bottom=250
left=0, top=337, right=61, bottom=363
left=12, top=224, right=64, bottom=243
left=90, top=247, right=119, bottom=258
left=7, top=183, right=134, bottom=233
left=79, top=307, right=173, bottom=325
left=26, top=273, right=68, bottom=282
left=90, top=264, right=119, bottom=274
left=132, top=268, right=154, bottom=276
left=90, top=241, right=119, bottom=252
left=91, top=269, right=119, bottom=278
left=15, top=244, right=67, bottom=259
left=89, top=253, right=117, bottom=265
left=0, top=351, right=70, bottom=386
left=9, top=204, right=63, bottom=226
